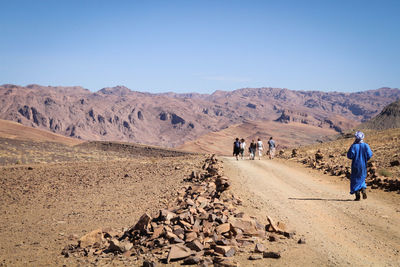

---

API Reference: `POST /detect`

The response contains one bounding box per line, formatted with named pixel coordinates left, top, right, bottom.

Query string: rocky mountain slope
left=1, top=84, right=399, bottom=147
left=359, top=99, right=400, bottom=130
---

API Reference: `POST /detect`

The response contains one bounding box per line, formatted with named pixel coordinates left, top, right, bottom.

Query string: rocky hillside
left=359, top=99, right=400, bottom=130
left=283, top=128, right=400, bottom=192
left=1, top=84, right=399, bottom=147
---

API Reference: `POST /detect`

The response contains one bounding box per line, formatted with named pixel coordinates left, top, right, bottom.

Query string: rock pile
left=62, top=155, right=294, bottom=266
left=281, top=149, right=400, bottom=192
left=366, top=161, right=400, bottom=191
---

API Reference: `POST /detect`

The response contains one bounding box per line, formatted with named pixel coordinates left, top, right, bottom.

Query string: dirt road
left=224, top=157, right=400, bottom=266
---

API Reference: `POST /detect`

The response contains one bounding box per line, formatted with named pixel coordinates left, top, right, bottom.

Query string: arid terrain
left=285, top=128, right=400, bottom=192
left=1, top=122, right=399, bottom=267
left=179, top=120, right=337, bottom=155
left=0, top=122, right=300, bottom=266
left=1, top=96, right=400, bottom=266
left=224, top=157, right=400, bottom=266
left=1, top=84, right=399, bottom=147
left=0, top=131, right=205, bottom=266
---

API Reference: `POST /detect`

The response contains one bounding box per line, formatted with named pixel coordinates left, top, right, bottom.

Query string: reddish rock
left=230, top=218, right=258, bottom=235
left=159, top=209, right=176, bottom=221
left=133, top=213, right=152, bottom=231
left=183, top=255, right=201, bottom=265
left=167, top=244, right=192, bottom=262
left=78, top=229, right=105, bottom=248
left=215, top=246, right=236, bottom=257
left=151, top=226, right=164, bottom=239
left=254, top=243, right=265, bottom=253
left=216, top=223, right=231, bottom=235
left=185, top=231, right=198, bottom=242
left=187, top=239, right=204, bottom=252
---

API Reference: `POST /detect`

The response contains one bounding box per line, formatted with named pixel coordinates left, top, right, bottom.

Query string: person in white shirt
left=257, top=138, right=263, bottom=160
left=240, top=138, right=246, bottom=159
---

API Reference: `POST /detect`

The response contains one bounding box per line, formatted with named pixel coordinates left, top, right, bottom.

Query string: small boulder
left=167, top=244, right=192, bottom=262
left=78, top=229, right=105, bottom=248
left=298, top=238, right=306, bottom=244
left=263, top=251, right=281, bottom=259
left=254, top=243, right=265, bottom=253
left=133, top=213, right=152, bottom=231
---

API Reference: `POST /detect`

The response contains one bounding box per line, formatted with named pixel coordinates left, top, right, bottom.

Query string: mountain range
left=1, top=84, right=399, bottom=147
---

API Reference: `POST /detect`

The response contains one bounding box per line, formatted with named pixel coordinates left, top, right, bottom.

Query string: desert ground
left=179, top=120, right=338, bottom=155
left=1, top=120, right=399, bottom=266
left=0, top=151, right=207, bottom=266
left=224, top=157, right=400, bottom=266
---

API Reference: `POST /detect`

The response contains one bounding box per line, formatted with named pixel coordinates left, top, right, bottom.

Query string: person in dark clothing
left=268, top=137, right=276, bottom=159
left=233, top=138, right=240, bottom=160
left=347, top=131, right=373, bottom=201
left=249, top=140, right=257, bottom=160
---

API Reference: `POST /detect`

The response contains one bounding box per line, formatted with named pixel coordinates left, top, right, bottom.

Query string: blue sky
left=0, top=0, right=399, bottom=93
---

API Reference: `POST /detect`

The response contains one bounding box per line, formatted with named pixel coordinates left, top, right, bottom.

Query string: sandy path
left=224, top=157, right=400, bottom=266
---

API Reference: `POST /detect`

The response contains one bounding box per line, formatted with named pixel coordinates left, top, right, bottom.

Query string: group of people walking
left=233, top=131, right=373, bottom=201
left=233, top=137, right=276, bottom=160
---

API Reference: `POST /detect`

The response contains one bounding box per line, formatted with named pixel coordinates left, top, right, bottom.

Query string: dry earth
left=179, top=120, right=337, bottom=155
left=1, top=118, right=399, bottom=266
left=288, top=128, right=400, bottom=191
left=0, top=156, right=207, bottom=266
left=0, top=119, right=82, bottom=146
left=224, top=157, right=400, bottom=266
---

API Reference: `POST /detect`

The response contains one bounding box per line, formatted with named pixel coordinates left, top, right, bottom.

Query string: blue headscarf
left=354, top=131, right=364, bottom=143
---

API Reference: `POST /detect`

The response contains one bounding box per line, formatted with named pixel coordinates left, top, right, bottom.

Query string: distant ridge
left=1, top=84, right=399, bottom=147
left=359, top=99, right=400, bottom=130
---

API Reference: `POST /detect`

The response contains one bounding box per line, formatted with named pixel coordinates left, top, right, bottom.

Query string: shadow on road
left=289, top=197, right=353, bottom=202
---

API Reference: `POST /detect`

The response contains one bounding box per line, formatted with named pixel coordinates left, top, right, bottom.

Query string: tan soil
left=0, top=119, right=83, bottom=146
left=179, top=120, right=337, bottom=155
left=290, top=128, right=400, bottom=185
left=0, top=156, right=206, bottom=266
left=224, top=157, right=400, bottom=266
left=1, top=131, right=399, bottom=266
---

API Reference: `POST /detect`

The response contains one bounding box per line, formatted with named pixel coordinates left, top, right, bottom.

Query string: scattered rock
left=315, top=150, right=324, bottom=162
left=167, top=244, right=192, bottom=262
left=263, top=251, right=281, bottom=259
left=143, top=260, right=157, bottom=267
left=298, top=238, right=306, bottom=244
left=183, top=255, right=201, bottom=265
left=249, top=254, right=263, bottom=260
left=268, top=234, right=277, bottom=242
left=132, top=213, right=152, bottom=231
left=215, top=246, right=236, bottom=257
left=63, top=155, right=293, bottom=265
left=78, top=229, right=105, bottom=248
left=254, top=243, right=265, bottom=253
left=390, top=160, right=400, bottom=166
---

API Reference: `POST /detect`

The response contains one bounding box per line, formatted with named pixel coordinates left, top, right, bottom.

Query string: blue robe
left=347, top=142, right=373, bottom=194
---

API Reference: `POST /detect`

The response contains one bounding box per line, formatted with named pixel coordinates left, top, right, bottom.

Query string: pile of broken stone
left=62, top=155, right=297, bottom=266
left=289, top=150, right=400, bottom=192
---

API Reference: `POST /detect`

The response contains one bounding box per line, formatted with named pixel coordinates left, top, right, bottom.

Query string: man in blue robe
left=347, top=131, right=373, bottom=201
